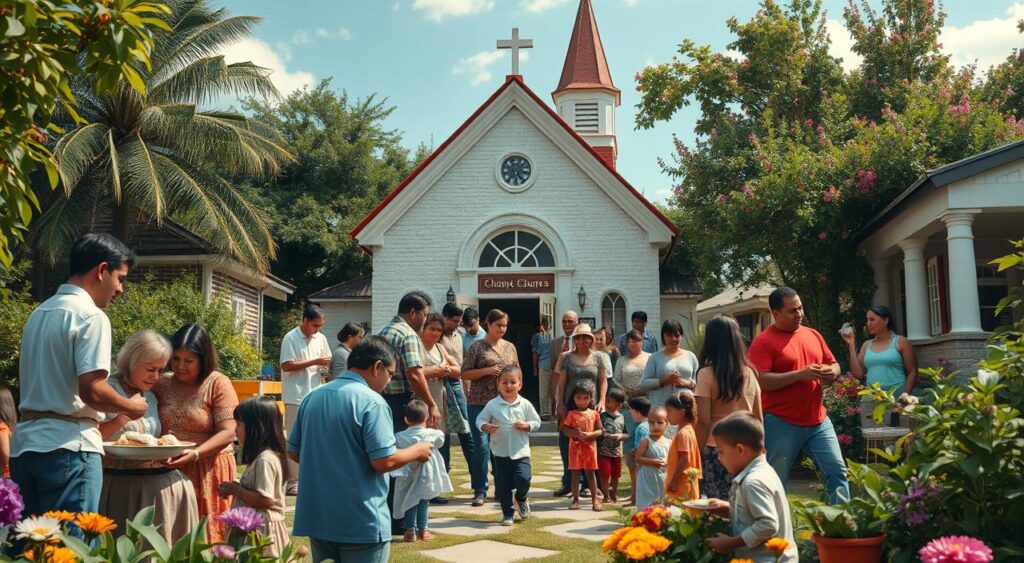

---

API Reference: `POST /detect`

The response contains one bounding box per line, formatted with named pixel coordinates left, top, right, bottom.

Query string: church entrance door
left=479, top=298, right=541, bottom=409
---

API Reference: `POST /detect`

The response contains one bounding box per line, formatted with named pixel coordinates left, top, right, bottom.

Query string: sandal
left=569, top=500, right=581, bottom=510
left=403, top=530, right=417, bottom=543
left=418, top=530, right=435, bottom=541
left=592, top=501, right=603, bottom=512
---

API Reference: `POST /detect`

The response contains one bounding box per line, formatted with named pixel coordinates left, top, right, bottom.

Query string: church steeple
left=553, top=0, right=620, bottom=168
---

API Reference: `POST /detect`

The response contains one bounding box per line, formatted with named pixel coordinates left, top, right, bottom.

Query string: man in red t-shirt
left=747, top=287, right=850, bottom=504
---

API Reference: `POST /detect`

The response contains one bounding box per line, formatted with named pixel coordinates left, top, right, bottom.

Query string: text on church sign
left=478, top=273, right=555, bottom=294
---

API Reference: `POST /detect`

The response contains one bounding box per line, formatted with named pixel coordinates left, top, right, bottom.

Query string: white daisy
left=14, top=516, right=63, bottom=542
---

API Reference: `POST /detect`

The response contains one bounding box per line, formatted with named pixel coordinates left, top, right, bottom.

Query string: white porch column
left=870, top=258, right=890, bottom=306
left=899, top=239, right=930, bottom=340
left=941, top=210, right=983, bottom=333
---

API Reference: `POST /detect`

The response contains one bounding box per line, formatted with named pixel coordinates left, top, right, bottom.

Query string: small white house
left=856, top=139, right=1024, bottom=373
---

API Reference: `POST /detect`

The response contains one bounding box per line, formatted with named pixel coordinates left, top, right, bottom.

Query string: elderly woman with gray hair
left=99, top=329, right=199, bottom=544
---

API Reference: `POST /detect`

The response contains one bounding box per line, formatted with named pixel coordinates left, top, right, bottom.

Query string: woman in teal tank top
left=842, top=305, right=919, bottom=396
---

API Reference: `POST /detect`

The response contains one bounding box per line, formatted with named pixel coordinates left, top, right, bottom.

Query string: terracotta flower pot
left=812, top=533, right=886, bottom=563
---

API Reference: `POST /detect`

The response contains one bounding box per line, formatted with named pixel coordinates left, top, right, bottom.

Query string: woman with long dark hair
left=842, top=305, right=919, bottom=395
left=693, top=315, right=762, bottom=499
left=157, top=323, right=239, bottom=541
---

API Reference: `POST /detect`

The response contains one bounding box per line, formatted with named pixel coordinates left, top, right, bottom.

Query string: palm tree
left=35, top=0, right=291, bottom=272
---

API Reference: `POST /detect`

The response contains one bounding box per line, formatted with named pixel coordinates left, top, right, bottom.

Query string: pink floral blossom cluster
left=856, top=169, right=877, bottom=194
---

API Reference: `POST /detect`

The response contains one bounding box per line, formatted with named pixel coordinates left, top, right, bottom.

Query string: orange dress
left=154, top=372, right=239, bottom=542
left=565, top=409, right=599, bottom=470
left=665, top=423, right=702, bottom=501
left=0, top=421, right=10, bottom=478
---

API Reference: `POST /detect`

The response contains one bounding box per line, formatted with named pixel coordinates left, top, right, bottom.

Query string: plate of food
left=104, top=432, right=195, bottom=460
left=682, top=498, right=725, bottom=511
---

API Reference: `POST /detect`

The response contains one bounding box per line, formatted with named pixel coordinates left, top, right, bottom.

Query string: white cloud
left=291, top=29, right=310, bottom=45
left=623, top=0, right=639, bottom=6
left=520, top=0, right=570, bottom=13
left=337, top=27, right=352, bottom=40
left=452, top=49, right=527, bottom=86
left=221, top=38, right=316, bottom=98
left=942, top=3, right=1024, bottom=71
left=825, top=18, right=863, bottom=72
left=412, top=0, right=494, bottom=22
left=315, top=28, right=330, bottom=38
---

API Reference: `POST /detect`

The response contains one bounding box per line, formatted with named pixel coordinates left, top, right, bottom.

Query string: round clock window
left=497, top=154, right=534, bottom=191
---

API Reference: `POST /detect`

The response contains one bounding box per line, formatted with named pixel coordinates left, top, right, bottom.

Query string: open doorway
left=478, top=298, right=541, bottom=408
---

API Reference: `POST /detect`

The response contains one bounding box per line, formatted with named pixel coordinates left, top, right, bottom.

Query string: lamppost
left=577, top=285, right=587, bottom=312
left=446, top=285, right=456, bottom=304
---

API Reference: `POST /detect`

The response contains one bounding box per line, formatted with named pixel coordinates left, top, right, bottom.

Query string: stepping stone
left=420, top=539, right=558, bottom=563
left=530, top=475, right=559, bottom=483
left=430, top=502, right=502, bottom=516
left=541, top=519, right=623, bottom=541
left=429, top=517, right=516, bottom=536
left=538, top=471, right=563, bottom=477
left=529, top=502, right=618, bottom=521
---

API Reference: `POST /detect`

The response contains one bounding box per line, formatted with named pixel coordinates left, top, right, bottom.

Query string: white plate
left=682, top=498, right=724, bottom=510
left=103, top=441, right=196, bottom=461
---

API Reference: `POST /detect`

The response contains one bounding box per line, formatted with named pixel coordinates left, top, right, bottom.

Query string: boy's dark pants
left=493, top=455, right=531, bottom=518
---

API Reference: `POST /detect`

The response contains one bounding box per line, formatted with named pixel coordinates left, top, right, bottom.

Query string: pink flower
left=211, top=545, right=237, bottom=560
left=823, top=186, right=839, bottom=203
left=856, top=169, right=877, bottom=194
left=805, top=118, right=814, bottom=127
left=919, top=536, right=994, bottom=563
left=818, top=232, right=827, bottom=240
left=950, top=96, right=972, bottom=117
left=741, top=184, right=754, bottom=197
left=717, top=194, right=727, bottom=204
left=845, top=406, right=862, bottom=417
left=837, top=434, right=853, bottom=446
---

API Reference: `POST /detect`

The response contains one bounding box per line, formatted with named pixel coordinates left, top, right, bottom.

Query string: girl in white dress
left=633, top=406, right=671, bottom=509
left=393, top=399, right=453, bottom=542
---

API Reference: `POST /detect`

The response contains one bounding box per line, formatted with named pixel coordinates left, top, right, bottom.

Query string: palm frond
left=32, top=169, right=107, bottom=264
left=119, top=133, right=166, bottom=221
left=148, top=56, right=278, bottom=106
left=53, top=123, right=110, bottom=194
left=151, top=14, right=263, bottom=82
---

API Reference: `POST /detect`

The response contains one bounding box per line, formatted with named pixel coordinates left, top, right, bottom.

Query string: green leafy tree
left=980, top=20, right=1024, bottom=119
left=242, top=80, right=417, bottom=298
left=33, top=0, right=292, bottom=273
left=635, top=0, right=1024, bottom=354
left=0, top=0, right=169, bottom=269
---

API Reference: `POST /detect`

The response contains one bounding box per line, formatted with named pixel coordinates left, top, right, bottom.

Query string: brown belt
left=21, top=409, right=100, bottom=428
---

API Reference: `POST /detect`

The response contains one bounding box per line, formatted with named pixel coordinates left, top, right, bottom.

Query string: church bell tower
left=552, top=0, right=621, bottom=169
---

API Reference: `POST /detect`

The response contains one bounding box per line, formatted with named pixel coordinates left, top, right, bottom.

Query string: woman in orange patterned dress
left=158, top=324, right=239, bottom=542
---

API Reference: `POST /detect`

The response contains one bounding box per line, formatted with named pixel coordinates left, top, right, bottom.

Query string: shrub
left=107, top=276, right=263, bottom=380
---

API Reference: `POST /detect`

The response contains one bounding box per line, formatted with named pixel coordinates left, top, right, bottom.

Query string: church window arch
left=478, top=230, right=555, bottom=268
left=601, top=292, right=627, bottom=336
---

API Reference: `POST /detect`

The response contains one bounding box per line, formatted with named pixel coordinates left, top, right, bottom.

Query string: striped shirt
left=378, top=316, right=425, bottom=396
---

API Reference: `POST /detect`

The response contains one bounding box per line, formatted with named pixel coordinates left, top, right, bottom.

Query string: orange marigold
left=42, top=510, right=76, bottom=523
left=765, top=537, right=790, bottom=553
left=603, top=526, right=632, bottom=552
left=74, top=513, right=117, bottom=535
left=24, top=546, right=77, bottom=563
left=729, top=559, right=755, bottom=563
left=616, top=527, right=672, bottom=561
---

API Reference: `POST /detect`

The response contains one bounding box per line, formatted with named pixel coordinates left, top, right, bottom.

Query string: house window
left=601, top=292, right=627, bottom=336
left=231, top=296, right=246, bottom=326
left=574, top=103, right=599, bottom=133
left=478, top=230, right=555, bottom=268
left=926, top=257, right=947, bottom=335
left=736, top=312, right=758, bottom=343
left=977, top=263, right=1010, bottom=331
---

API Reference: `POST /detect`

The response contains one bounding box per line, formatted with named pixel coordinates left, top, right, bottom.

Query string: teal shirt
left=863, top=335, right=906, bottom=391
left=288, top=371, right=398, bottom=544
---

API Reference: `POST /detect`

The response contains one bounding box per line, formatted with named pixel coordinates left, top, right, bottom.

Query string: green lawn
left=273, top=446, right=822, bottom=561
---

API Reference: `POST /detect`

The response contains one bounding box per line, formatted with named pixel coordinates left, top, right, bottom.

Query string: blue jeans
left=11, top=449, right=102, bottom=536
left=494, top=455, right=531, bottom=518
left=467, top=404, right=491, bottom=495
left=403, top=499, right=429, bottom=533
left=309, top=538, right=390, bottom=563
left=764, top=413, right=850, bottom=504
left=439, top=379, right=474, bottom=473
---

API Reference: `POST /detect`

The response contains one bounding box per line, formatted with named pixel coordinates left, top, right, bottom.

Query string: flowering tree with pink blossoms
left=638, top=0, right=1024, bottom=357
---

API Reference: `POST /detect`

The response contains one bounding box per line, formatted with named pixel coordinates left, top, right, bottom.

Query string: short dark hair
left=398, top=291, right=431, bottom=315
left=347, top=335, right=397, bottom=370
left=627, top=395, right=651, bottom=416
left=570, top=380, right=596, bottom=409
left=442, top=302, right=463, bottom=318
left=463, top=307, right=480, bottom=323
left=337, top=322, right=365, bottom=343
left=405, top=399, right=429, bottom=424
left=769, top=287, right=799, bottom=311
left=712, top=411, right=765, bottom=450
left=303, top=304, right=326, bottom=321
left=498, top=365, right=522, bottom=381
left=631, top=311, right=648, bottom=323
left=424, top=312, right=445, bottom=330
left=661, top=319, right=685, bottom=344
left=606, top=387, right=626, bottom=404
left=170, top=323, right=218, bottom=381
left=69, top=233, right=135, bottom=276
left=625, top=329, right=644, bottom=342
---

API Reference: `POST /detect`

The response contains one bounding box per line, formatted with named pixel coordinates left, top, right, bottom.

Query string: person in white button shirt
left=476, top=366, right=541, bottom=526
left=11, top=234, right=148, bottom=525
left=279, top=304, right=331, bottom=495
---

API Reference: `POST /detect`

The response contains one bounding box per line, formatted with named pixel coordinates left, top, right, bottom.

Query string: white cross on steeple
left=497, top=27, right=533, bottom=76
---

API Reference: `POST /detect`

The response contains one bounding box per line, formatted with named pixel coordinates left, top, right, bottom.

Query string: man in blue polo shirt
left=288, top=336, right=432, bottom=563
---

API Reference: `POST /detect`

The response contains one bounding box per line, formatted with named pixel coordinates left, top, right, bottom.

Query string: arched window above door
left=602, top=292, right=627, bottom=336
left=478, top=230, right=555, bottom=268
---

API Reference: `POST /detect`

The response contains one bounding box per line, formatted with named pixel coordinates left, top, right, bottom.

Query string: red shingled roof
left=553, top=0, right=619, bottom=98
left=348, top=75, right=678, bottom=239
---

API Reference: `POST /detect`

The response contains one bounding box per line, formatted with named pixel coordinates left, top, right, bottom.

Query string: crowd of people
left=3, top=232, right=922, bottom=563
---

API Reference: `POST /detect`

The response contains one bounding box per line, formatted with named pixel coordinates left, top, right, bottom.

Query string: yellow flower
left=42, top=510, right=76, bottom=523
left=729, top=559, right=755, bottom=563
left=616, top=527, right=672, bottom=560
left=24, top=545, right=78, bottom=563
left=798, top=530, right=813, bottom=541
left=74, top=513, right=117, bottom=535
left=765, top=537, right=790, bottom=553
left=603, top=526, right=632, bottom=552
left=624, top=541, right=654, bottom=560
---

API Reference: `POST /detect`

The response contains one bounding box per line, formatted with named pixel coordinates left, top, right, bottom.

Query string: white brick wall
left=320, top=301, right=373, bottom=347
left=370, top=107, right=664, bottom=331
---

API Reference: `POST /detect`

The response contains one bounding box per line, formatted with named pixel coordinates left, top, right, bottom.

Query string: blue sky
left=218, top=1, right=1024, bottom=205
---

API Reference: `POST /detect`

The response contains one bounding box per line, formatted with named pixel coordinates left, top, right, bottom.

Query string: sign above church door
left=478, top=273, right=555, bottom=294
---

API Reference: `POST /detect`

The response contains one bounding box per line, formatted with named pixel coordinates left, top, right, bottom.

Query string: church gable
left=350, top=76, right=677, bottom=250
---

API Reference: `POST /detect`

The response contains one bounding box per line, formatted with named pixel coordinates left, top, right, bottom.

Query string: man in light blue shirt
left=288, top=336, right=432, bottom=563
left=460, top=307, right=486, bottom=355
left=618, top=311, right=660, bottom=354
left=530, top=317, right=553, bottom=418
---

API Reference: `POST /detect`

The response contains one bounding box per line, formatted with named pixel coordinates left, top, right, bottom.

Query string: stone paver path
left=540, top=519, right=622, bottom=541
left=420, top=540, right=559, bottom=563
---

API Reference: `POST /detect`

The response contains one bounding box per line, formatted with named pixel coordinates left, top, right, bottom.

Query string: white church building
left=310, top=0, right=700, bottom=401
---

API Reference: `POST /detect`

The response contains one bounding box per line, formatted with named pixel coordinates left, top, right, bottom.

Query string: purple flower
left=211, top=544, right=237, bottom=560
left=218, top=507, right=265, bottom=533
left=0, top=479, right=25, bottom=527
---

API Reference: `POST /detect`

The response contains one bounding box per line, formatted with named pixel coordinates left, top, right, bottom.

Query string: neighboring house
left=660, top=271, right=703, bottom=337
left=696, top=284, right=773, bottom=342
left=856, top=139, right=1024, bottom=373
left=87, top=207, right=294, bottom=349
left=308, top=276, right=373, bottom=347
